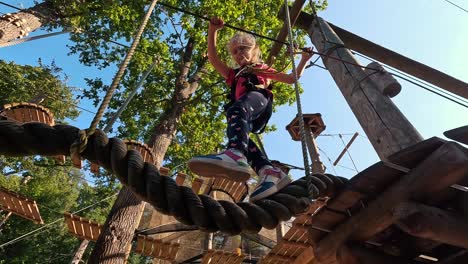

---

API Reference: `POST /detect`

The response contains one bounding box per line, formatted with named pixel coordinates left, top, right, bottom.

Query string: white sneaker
left=249, top=165, right=292, bottom=202
left=187, top=149, right=252, bottom=182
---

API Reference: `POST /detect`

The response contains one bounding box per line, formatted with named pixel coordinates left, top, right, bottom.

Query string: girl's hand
left=301, top=47, right=314, bottom=61
left=209, top=17, right=224, bottom=31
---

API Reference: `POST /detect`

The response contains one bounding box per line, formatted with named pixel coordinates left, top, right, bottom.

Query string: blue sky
left=1, top=0, right=467, bottom=180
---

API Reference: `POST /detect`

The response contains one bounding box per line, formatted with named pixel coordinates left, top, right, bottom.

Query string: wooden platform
left=209, top=178, right=248, bottom=202
left=64, top=213, right=102, bottom=241
left=288, top=137, right=468, bottom=263
left=201, top=249, right=245, bottom=264
left=0, top=187, right=43, bottom=224
left=0, top=102, right=55, bottom=126
left=0, top=102, right=64, bottom=162
left=134, top=234, right=180, bottom=260
left=259, top=201, right=326, bottom=264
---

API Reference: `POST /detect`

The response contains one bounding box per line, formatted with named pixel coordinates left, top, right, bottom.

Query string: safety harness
left=225, top=66, right=274, bottom=134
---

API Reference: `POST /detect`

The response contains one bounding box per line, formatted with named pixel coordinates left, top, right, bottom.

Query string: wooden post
left=276, top=223, right=284, bottom=242
left=304, top=126, right=325, bottom=174
left=363, top=62, right=401, bottom=98
left=290, top=11, right=468, bottom=100
left=70, top=239, right=90, bottom=264
left=306, top=16, right=423, bottom=160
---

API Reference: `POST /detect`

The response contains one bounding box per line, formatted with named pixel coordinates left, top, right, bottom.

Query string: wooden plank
left=90, top=222, right=101, bottom=241
left=135, top=235, right=145, bottom=253
left=29, top=200, right=42, bottom=223
left=201, top=250, right=215, bottom=264
left=192, top=178, right=203, bottom=193
left=76, top=217, right=86, bottom=238
left=0, top=189, right=43, bottom=224
left=293, top=247, right=315, bottom=264
left=394, top=202, right=468, bottom=249
left=64, top=213, right=76, bottom=234
left=12, top=108, right=23, bottom=122
left=142, top=237, right=153, bottom=256
left=159, top=167, right=170, bottom=176
left=175, top=173, right=186, bottom=186
left=159, top=242, right=171, bottom=260
left=31, top=108, right=40, bottom=122
left=167, top=243, right=179, bottom=260
left=315, top=142, right=468, bottom=264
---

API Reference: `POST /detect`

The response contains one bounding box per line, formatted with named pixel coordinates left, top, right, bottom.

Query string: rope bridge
left=0, top=120, right=347, bottom=235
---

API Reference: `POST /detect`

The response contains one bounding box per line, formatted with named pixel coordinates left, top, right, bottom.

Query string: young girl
left=188, top=17, right=313, bottom=202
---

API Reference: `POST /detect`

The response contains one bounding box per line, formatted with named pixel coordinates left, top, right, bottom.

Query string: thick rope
left=284, top=0, right=311, bottom=176
left=0, top=120, right=347, bottom=235
left=70, top=0, right=159, bottom=162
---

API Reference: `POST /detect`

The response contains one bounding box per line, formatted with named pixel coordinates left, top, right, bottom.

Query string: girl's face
left=230, top=45, right=255, bottom=66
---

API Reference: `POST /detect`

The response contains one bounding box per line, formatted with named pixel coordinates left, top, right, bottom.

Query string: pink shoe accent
left=260, top=168, right=282, bottom=179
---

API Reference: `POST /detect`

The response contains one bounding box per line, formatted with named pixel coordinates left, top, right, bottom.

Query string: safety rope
left=102, top=56, right=160, bottom=133
left=0, top=30, right=70, bottom=48
left=70, top=0, right=159, bottom=163
left=284, top=0, right=311, bottom=176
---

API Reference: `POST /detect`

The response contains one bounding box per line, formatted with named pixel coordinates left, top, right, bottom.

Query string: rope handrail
left=0, top=120, right=347, bottom=235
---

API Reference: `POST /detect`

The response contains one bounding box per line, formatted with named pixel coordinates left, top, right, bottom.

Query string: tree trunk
left=0, top=212, right=12, bottom=231
left=70, top=239, right=90, bottom=264
left=88, top=189, right=145, bottom=264
left=89, top=38, right=205, bottom=263
left=0, top=1, right=56, bottom=44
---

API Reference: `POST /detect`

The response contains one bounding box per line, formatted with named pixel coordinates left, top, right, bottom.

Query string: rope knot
left=70, top=129, right=93, bottom=167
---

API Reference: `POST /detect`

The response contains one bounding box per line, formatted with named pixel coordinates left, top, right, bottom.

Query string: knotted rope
left=0, top=120, right=347, bottom=234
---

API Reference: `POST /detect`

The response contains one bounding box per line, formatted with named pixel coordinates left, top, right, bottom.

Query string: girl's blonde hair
left=228, top=32, right=262, bottom=64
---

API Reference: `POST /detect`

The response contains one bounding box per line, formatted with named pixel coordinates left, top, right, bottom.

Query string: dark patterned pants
left=226, top=91, right=272, bottom=173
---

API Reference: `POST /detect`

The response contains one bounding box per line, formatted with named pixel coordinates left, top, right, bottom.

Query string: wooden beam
left=444, top=125, right=468, bottom=145
left=307, top=16, right=424, bottom=159
left=314, top=142, right=468, bottom=264
left=138, top=222, right=197, bottom=235
left=293, top=247, right=315, bottom=264
left=242, top=232, right=276, bottom=249
left=347, top=244, right=419, bottom=264
left=394, top=202, right=468, bottom=249
left=267, top=0, right=307, bottom=64
left=289, top=11, right=468, bottom=100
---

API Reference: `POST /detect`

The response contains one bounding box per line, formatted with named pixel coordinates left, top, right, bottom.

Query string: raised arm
left=208, top=17, right=231, bottom=79
left=268, top=47, right=314, bottom=84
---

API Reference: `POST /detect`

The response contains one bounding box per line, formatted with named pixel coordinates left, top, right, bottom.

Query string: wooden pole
left=306, top=16, right=423, bottom=159
left=304, top=126, right=326, bottom=174
left=333, top=133, right=359, bottom=166
left=70, top=239, right=90, bottom=264
left=290, top=11, right=468, bottom=100
left=267, top=0, right=306, bottom=64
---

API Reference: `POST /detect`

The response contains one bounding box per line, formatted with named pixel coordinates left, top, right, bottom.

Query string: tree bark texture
left=70, top=239, right=90, bottom=264
left=307, top=17, right=423, bottom=159
left=0, top=2, right=55, bottom=44
left=88, top=189, right=145, bottom=264
left=395, top=202, right=468, bottom=249
left=90, top=38, right=205, bottom=263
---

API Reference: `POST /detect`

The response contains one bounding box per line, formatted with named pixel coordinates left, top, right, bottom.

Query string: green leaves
left=0, top=60, right=79, bottom=121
